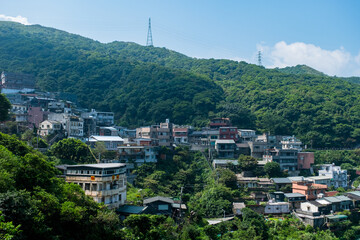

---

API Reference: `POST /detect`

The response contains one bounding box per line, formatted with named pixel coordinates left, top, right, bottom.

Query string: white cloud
left=259, top=41, right=360, bottom=77
left=0, top=14, right=31, bottom=25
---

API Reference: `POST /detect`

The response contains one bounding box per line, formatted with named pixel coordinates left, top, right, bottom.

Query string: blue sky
left=1, top=0, right=359, bottom=76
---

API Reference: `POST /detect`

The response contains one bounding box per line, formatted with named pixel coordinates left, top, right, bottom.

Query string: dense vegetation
left=1, top=21, right=360, bottom=147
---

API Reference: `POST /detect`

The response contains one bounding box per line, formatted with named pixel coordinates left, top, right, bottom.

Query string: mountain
left=1, top=21, right=360, bottom=148
left=275, top=65, right=326, bottom=76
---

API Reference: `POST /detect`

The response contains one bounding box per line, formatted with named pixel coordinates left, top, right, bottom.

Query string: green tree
left=50, top=138, right=93, bottom=164
left=238, top=155, right=258, bottom=172
left=0, top=94, right=11, bottom=122
left=264, top=162, right=283, bottom=178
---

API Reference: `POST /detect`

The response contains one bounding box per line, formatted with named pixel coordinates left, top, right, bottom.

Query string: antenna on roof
left=146, top=18, right=153, bottom=47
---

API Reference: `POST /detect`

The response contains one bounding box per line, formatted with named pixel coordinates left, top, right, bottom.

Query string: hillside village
left=2, top=71, right=360, bottom=232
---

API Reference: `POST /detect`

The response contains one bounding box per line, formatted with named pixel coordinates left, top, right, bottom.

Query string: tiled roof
left=143, top=196, right=174, bottom=205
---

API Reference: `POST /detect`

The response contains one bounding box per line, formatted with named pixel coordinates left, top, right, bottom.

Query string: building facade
left=60, top=163, right=127, bottom=208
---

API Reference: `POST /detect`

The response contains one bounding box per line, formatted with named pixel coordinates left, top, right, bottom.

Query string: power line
left=146, top=18, right=153, bottom=47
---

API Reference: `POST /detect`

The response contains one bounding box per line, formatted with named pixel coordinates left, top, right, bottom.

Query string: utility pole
left=146, top=18, right=153, bottom=47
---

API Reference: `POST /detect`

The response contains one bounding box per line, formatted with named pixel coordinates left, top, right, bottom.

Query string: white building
left=59, top=163, right=126, bottom=208
left=38, top=120, right=62, bottom=136
left=318, top=164, right=348, bottom=188
left=281, top=136, right=302, bottom=151
left=264, top=202, right=290, bottom=214
left=89, top=135, right=124, bottom=151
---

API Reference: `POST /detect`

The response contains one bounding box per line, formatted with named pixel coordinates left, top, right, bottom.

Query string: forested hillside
left=1, top=21, right=360, bottom=147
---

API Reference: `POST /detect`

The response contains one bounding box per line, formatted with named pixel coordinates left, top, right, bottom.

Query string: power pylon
left=258, top=51, right=262, bottom=66
left=146, top=18, right=153, bottom=47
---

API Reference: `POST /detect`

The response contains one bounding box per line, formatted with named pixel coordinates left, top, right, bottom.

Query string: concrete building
left=173, top=127, right=189, bottom=144
left=264, top=202, right=290, bottom=214
left=38, top=120, right=62, bottom=136
left=263, top=148, right=299, bottom=173
left=1, top=71, right=35, bottom=90
left=215, top=139, right=236, bottom=158
left=209, top=117, right=231, bottom=129
left=219, top=127, right=238, bottom=142
left=292, top=181, right=327, bottom=200
left=81, top=109, right=114, bottom=127
left=238, top=129, right=256, bottom=142
left=89, top=135, right=124, bottom=151
left=297, top=152, right=314, bottom=170
left=59, top=163, right=127, bottom=208
left=318, top=164, right=348, bottom=188
left=306, top=176, right=332, bottom=188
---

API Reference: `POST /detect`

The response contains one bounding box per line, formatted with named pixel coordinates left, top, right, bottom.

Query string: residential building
left=318, top=164, right=348, bottom=188
left=38, top=120, right=62, bottom=136
left=27, top=106, right=49, bottom=128
left=219, top=127, right=238, bottom=142
left=58, top=163, right=127, bottom=208
left=306, top=176, right=332, bottom=188
left=264, top=202, right=290, bottom=215
left=215, top=139, right=236, bottom=158
left=281, top=135, right=302, bottom=151
left=263, top=148, right=299, bottom=173
left=271, top=178, right=292, bottom=192
left=66, top=116, right=84, bottom=138
left=284, top=192, right=306, bottom=209
left=292, top=181, right=327, bottom=200
left=209, top=117, right=231, bottom=129
left=236, top=175, right=273, bottom=191
left=99, top=126, right=118, bottom=136
left=297, top=152, right=314, bottom=170
left=81, top=109, right=114, bottom=127
left=238, top=129, right=256, bottom=142
left=142, top=196, right=186, bottom=217
left=118, top=145, right=157, bottom=165
left=89, top=135, right=124, bottom=151
left=173, top=127, right=189, bottom=144
left=1, top=71, right=35, bottom=90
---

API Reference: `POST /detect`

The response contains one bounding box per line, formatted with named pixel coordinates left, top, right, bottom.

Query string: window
left=85, top=183, right=90, bottom=191
left=158, top=205, right=169, bottom=210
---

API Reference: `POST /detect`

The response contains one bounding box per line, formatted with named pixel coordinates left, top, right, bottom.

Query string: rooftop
left=215, top=139, right=235, bottom=144
left=143, top=196, right=174, bottom=205
left=271, top=178, right=292, bottom=184
left=284, top=193, right=305, bottom=198
left=65, top=163, right=126, bottom=169
left=89, top=135, right=124, bottom=142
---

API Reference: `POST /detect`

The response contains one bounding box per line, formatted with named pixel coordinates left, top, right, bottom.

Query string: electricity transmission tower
left=146, top=18, right=153, bottom=46
left=258, top=51, right=262, bottom=66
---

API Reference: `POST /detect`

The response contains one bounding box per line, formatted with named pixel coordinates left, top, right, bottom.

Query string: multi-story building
left=27, top=106, right=49, bottom=129
left=298, top=152, right=314, bottom=170
left=118, top=145, right=157, bottom=165
left=136, top=120, right=173, bottom=147
left=292, top=181, right=327, bottom=200
left=215, top=139, right=236, bottom=158
left=209, top=117, right=231, bottom=129
left=89, top=135, right=124, bottom=151
left=66, top=116, right=84, bottom=138
left=99, top=127, right=119, bottom=136
left=38, top=120, right=62, bottom=136
left=173, top=127, right=189, bottom=144
left=263, top=148, right=299, bottom=172
left=281, top=136, right=302, bottom=151
left=219, top=127, right=238, bottom=142
left=1, top=71, right=35, bottom=90
left=318, top=164, right=348, bottom=188
left=238, top=129, right=256, bottom=142
left=59, top=163, right=127, bottom=208
left=81, top=109, right=114, bottom=127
